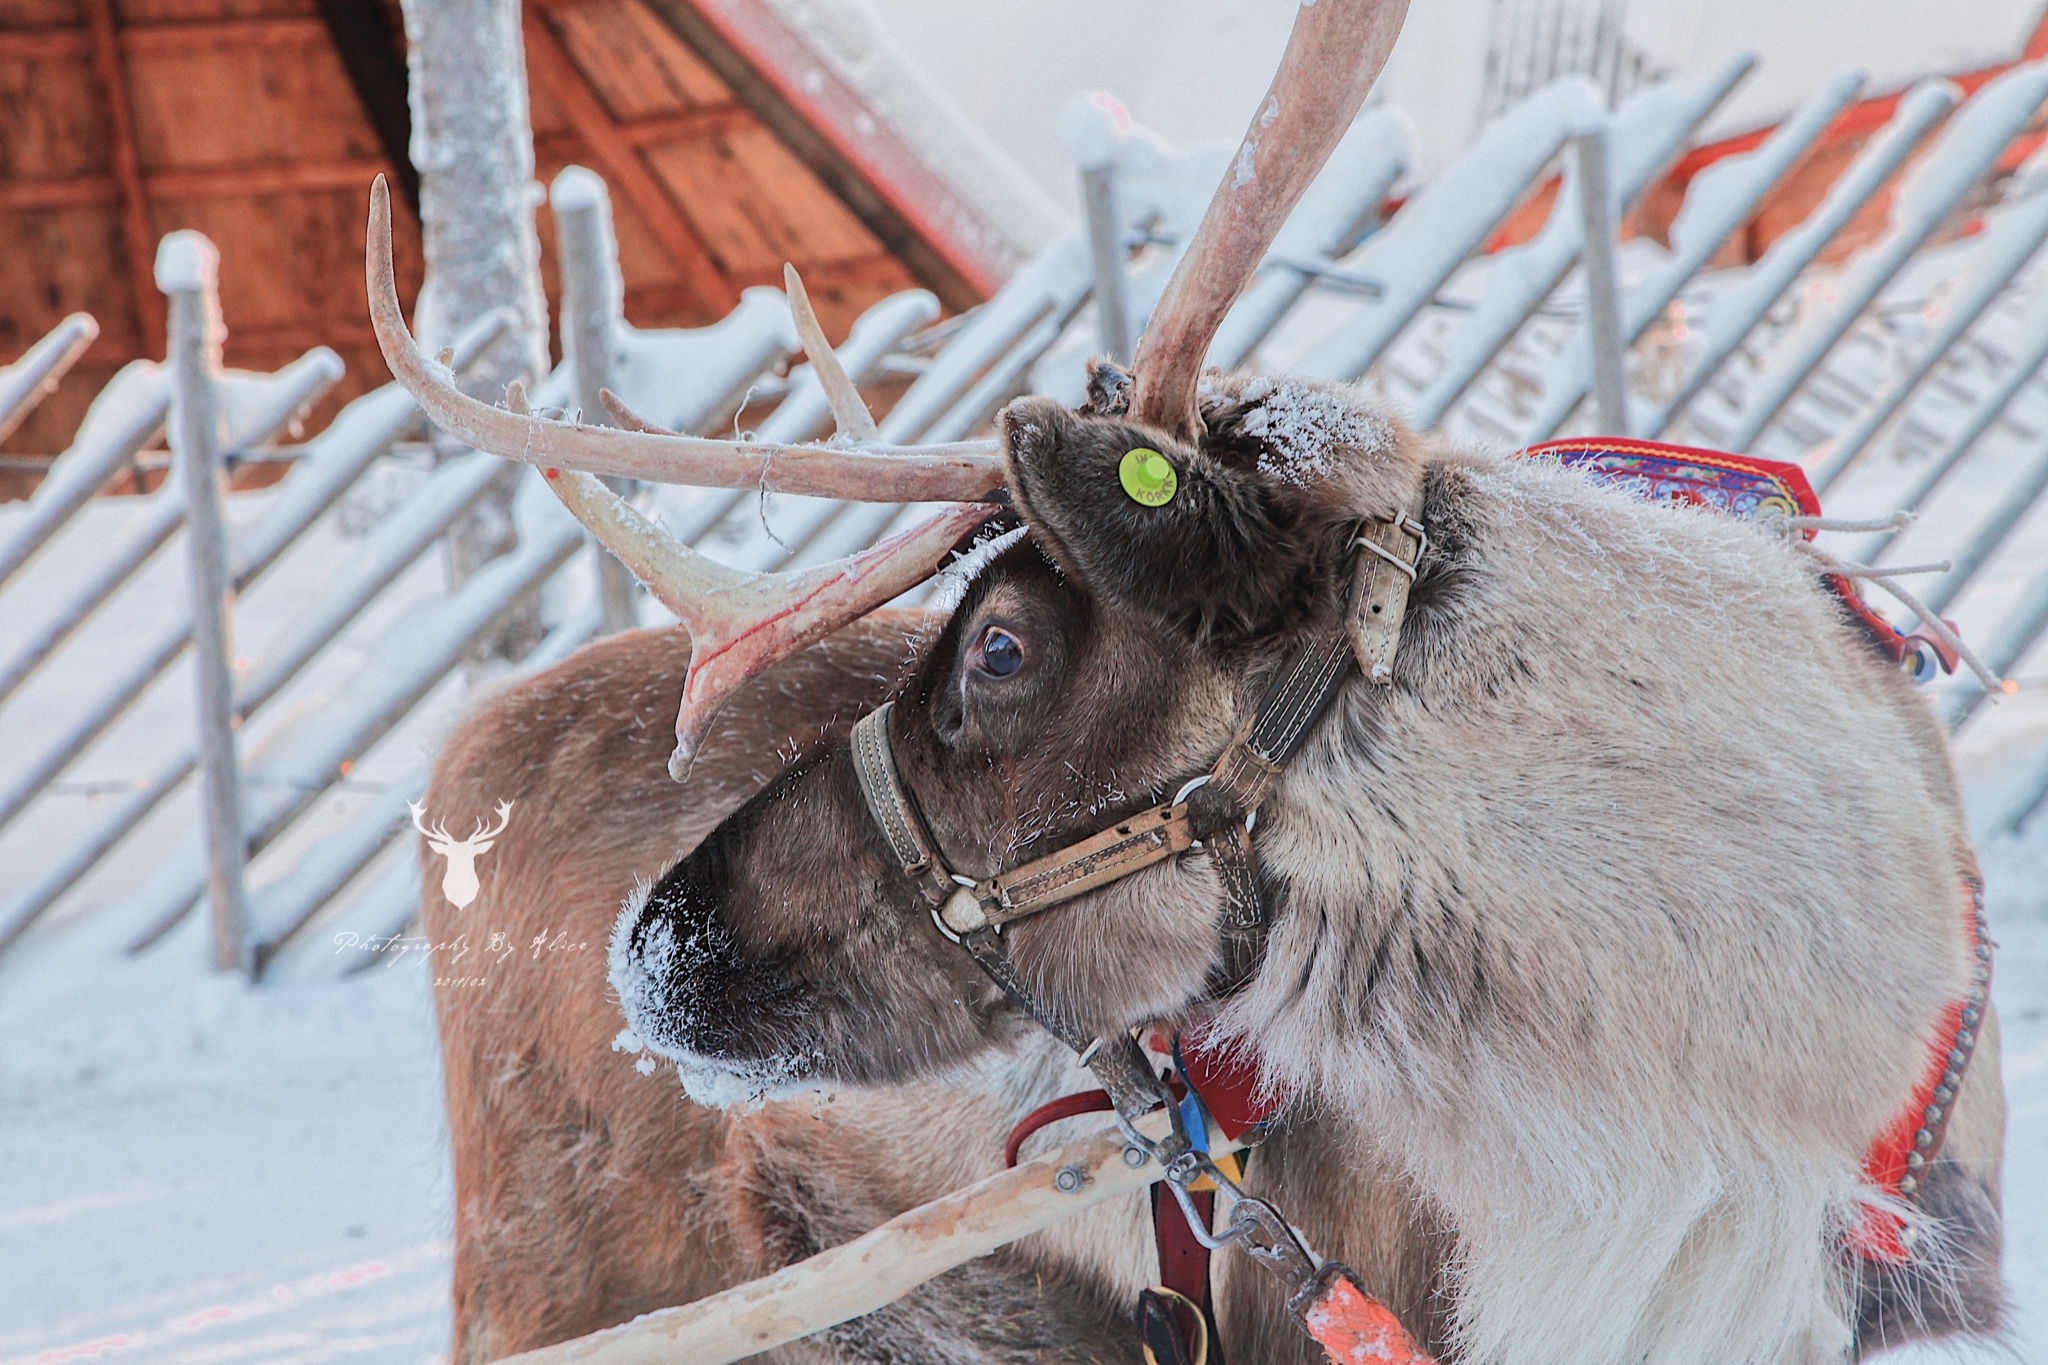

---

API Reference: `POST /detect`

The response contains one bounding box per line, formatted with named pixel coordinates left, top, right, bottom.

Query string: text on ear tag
left=1119, top=448, right=1177, bottom=506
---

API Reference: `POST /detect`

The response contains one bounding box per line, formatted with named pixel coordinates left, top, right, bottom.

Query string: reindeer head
left=364, top=0, right=1411, bottom=1100
left=411, top=799, right=514, bottom=910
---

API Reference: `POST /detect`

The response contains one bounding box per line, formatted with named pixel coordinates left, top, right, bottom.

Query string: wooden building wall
left=0, top=0, right=933, bottom=477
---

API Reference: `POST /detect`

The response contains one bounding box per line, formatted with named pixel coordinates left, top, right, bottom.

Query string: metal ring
left=1173, top=774, right=1212, bottom=806
left=928, top=905, right=962, bottom=945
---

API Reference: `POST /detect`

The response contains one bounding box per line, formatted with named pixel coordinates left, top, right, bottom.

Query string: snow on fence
left=8, top=54, right=2048, bottom=979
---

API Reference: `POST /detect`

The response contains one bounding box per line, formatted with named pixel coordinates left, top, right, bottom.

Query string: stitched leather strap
left=958, top=927, right=1092, bottom=1052
left=957, top=801, right=1200, bottom=932
left=1211, top=628, right=1355, bottom=811
left=1347, top=499, right=1429, bottom=687
left=851, top=703, right=957, bottom=910
left=1204, top=822, right=1268, bottom=996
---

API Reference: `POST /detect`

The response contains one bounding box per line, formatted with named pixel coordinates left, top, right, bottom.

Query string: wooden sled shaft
left=495, top=1106, right=1242, bottom=1365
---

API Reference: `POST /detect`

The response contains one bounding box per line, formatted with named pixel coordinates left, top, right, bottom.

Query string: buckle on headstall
left=1353, top=513, right=1428, bottom=580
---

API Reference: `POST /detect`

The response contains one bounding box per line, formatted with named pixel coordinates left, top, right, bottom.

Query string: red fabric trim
left=1521, top=436, right=1822, bottom=516
left=1179, top=1031, right=1280, bottom=1141
left=1003, top=1090, right=1113, bottom=1168
left=1847, top=883, right=1989, bottom=1263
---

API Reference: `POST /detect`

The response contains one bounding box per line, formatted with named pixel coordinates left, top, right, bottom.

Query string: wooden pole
left=549, top=167, right=639, bottom=634
left=158, top=230, right=249, bottom=974
left=1572, top=127, right=1628, bottom=437
left=494, top=1106, right=1240, bottom=1365
left=398, top=0, right=551, bottom=663
left=1080, top=164, right=1133, bottom=365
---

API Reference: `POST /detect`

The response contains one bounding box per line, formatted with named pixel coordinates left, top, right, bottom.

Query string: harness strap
left=1204, top=821, right=1267, bottom=996
left=1210, top=628, right=1354, bottom=812
left=1347, top=512, right=1429, bottom=687
left=845, top=489, right=1436, bottom=1365
left=850, top=701, right=956, bottom=911
left=954, top=925, right=1177, bottom=1122
left=964, top=801, right=1202, bottom=933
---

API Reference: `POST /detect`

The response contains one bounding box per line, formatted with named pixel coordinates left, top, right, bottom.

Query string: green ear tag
left=1119, top=447, right=1177, bottom=507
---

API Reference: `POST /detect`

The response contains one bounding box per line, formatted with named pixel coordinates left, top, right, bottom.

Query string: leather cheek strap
left=1348, top=506, right=1428, bottom=687
left=851, top=702, right=958, bottom=911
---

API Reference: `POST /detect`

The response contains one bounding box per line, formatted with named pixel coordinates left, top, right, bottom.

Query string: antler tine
left=783, top=264, right=879, bottom=444
left=1129, top=0, right=1410, bottom=439
left=543, top=470, right=998, bottom=777
left=363, top=177, right=1003, bottom=501
left=598, top=388, right=676, bottom=435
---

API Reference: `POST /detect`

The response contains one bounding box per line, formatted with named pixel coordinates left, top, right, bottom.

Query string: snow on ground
left=0, top=933, right=450, bottom=1365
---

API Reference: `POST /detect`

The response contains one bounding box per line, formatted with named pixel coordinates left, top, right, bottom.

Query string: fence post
left=157, top=230, right=248, bottom=974
left=1080, top=161, right=1133, bottom=366
left=1065, top=96, right=1133, bottom=366
left=1572, top=126, right=1627, bottom=436
left=551, top=166, right=638, bottom=633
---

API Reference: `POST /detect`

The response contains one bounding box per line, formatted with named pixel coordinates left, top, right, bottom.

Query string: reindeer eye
left=975, top=626, right=1025, bottom=678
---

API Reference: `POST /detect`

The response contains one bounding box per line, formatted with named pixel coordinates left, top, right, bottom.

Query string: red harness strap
left=1848, top=876, right=1992, bottom=1262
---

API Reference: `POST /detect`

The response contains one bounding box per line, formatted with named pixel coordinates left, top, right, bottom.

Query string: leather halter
left=848, top=496, right=1428, bottom=1102
left=849, top=495, right=1436, bottom=1365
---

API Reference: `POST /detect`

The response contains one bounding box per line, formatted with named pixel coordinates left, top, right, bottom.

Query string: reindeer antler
left=360, top=0, right=1408, bottom=774
left=541, top=468, right=992, bottom=771
left=1129, top=0, right=1410, bottom=439
left=364, top=178, right=1002, bottom=501
left=366, top=177, right=1001, bottom=774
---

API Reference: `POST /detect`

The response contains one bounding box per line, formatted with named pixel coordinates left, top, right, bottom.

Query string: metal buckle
left=1353, top=513, right=1427, bottom=581
left=1394, top=513, right=1430, bottom=568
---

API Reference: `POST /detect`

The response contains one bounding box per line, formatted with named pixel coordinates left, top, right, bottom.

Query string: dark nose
left=607, top=825, right=817, bottom=1066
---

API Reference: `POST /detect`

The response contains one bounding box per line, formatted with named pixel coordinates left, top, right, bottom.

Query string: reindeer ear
left=999, top=394, right=1356, bottom=646
left=1082, top=359, right=1132, bottom=416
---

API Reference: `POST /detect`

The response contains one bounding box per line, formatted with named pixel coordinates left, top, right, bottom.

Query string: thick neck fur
left=1209, top=449, right=1989, bottom=1364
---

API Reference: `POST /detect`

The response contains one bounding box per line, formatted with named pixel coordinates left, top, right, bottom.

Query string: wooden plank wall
left=0, top=0, right=927, bottom=484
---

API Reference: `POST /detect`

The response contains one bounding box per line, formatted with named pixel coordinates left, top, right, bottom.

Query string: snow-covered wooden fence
left=9, top=51, right=2048, bottom=977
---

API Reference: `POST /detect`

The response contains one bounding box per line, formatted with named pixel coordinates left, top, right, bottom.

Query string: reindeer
left=418, top=617, right=1156, bottom=1362
left=410, top=798, right=514, bottom=909
left=379, top=0, right=2007, bottom=1360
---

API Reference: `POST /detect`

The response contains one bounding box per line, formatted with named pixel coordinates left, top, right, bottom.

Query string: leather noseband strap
left=849, top=494, right=1428, bottom=1064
